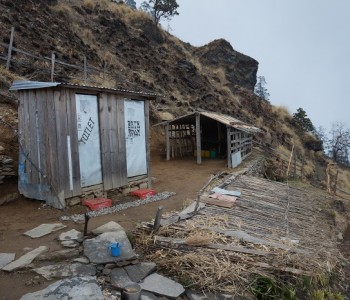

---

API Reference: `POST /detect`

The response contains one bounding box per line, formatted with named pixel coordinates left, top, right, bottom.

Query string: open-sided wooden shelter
left=10, top=80, right=156, bottom=208
left=157, top=111, right=260, bottom=168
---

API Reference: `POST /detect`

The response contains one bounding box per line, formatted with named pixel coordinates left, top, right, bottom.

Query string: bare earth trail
left=0, top=157, right=227, bottom=299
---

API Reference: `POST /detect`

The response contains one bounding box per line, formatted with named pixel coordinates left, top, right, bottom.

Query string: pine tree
left=292, top=108, right=314, bottom=132
left=254, top=76, right=270, bottom=102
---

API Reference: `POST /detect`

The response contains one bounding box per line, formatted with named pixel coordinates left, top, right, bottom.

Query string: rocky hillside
left=0, top=0, right=344, bottom=187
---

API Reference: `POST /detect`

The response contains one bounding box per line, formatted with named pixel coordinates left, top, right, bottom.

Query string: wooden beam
left=83, top=56, right=87, bottom=82
left=196, top=113, right=201, bottom=164
left=227, top=126, right=232, bottom=168
left=50, top=52, right=55, bottom=82
left=6, top=27, right=14, bottom=70
left=145, top=100, right=151, bottom=188
left=165, top=123, right=170, bottom=161
left=153, top=206, right=164, bottom=232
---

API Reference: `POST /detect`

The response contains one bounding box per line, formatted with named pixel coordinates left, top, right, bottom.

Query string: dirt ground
left=0, top=156, right=228, bottom=299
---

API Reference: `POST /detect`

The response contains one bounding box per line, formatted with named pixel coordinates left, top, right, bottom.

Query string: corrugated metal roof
left=155, top=111, right=261, bottom=134
left=9, top=80, right=157, bottom=98
left=9, top=81, right=61, bottom=90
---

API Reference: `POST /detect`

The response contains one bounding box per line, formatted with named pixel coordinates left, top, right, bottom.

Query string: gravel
left=60, top=192, right=176, bottom=222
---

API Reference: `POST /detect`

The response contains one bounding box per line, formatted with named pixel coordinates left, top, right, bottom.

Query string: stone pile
left=0, top=151, right=16, bottom=183
left=1, top=221, right=202, bottom=300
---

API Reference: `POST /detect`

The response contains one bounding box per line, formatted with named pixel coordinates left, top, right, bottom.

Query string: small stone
left=105, top=263, right=117, bottom=269
left=103, top=268, right=112, bottom=275
left=73, top=257, right=90, bottom=264
left=58, top=229, right=83, bottom=241
left=33, top=263, right=96, bottom=280
left=61, top=240, right=79, bottom=248
left=140, top=183, right=148, bottom=189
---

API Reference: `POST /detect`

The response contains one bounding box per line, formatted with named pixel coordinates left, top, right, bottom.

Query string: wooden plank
left=227, top=126, right=232, bottom=168
left=109, top=95, right=118, bottom=188
left=21, top=91, right=31, bottom=175
left=6, top=27, right=14, bottom=70
left=165, top=123, right=170, bottom=161
left=66, top=89, right=81, bottom=196
left=46, top=88, right=59, bottom=196
left=54, top=89, right=72, bottom=198
left=35, top=89, right=47, bottom=186
left=99, top=93, right=112, bottom=190
left=28, top=90, right=39, bottom=184
left=116, top=97, right=127, bottom=187
left=200, top=194, right=235, bottom=208
left=195, top=113, right=201, bottom=164
left=153, top=206, right=164, bottom=232
left=144, top=100, right=151, bottom=188
left=51, top=52, right=55, bottom=82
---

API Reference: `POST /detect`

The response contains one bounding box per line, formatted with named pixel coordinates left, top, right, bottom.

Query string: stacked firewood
left=0, top=147, right=15, bottom=183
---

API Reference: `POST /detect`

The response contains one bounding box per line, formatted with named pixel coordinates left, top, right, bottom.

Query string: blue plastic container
left=109, top=243, right=122, bottom=257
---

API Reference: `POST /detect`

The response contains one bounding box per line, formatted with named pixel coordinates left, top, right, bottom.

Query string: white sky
left=135, top=0, right=350, bottom=130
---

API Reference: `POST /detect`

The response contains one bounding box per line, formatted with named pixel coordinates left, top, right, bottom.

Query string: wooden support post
left=83, top=56, right=87, bottom=82
left=102, top=61, right=107, bottom=81
left=165, top=123, right=170, bottom=161
left=293, top=150, right=297, bottom=178
left=50, top=51, right=55, bottom=82
left=6, top=27, right=14, bottom=70
left=227, top=126, right=232, bottom=168
left=83, top=213, right=90, bottom=237
left=196, top=113, right=201, bottom=164
left=286, top=144, right=294, bottom=178
left=145, top=100, right=151, bottom=188
left=153, top=205, right=164, bottom=232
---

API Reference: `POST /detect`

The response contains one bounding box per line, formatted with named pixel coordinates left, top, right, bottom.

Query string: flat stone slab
left=83, top=231, right=136, bottom=264
left=125, top=262, right=157, bottom=283
left=92, top=221, right=125, bottom=235
left=140, top=273, right=185, bottom=299
left=58, top=229, right=83, bottom=241
left=61, top=240, right=80, bottom=248
left=20, top=276, right=104, bottom=300
left=141, top=291, right=159, bottom=300
left=37, top=249, right=79, bottom=261
left=73, top=257, right=90, bottom=264
left=24, top=223, right=67, bottom=238
left=2, top=246, right=48, bottom=272
left=0, top=253, right=15, bottom=269
left=33, top=263, right=96, bottom=280
left=110, top=267, right=133, bottom=288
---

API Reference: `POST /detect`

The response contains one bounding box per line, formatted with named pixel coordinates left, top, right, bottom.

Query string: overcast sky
left=136, top=0, right=350, bottom=130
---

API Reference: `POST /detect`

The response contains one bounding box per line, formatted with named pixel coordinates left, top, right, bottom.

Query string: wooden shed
left=157, top=111, right=260, bottom=168
left=10, top=80, right=156, bottom=208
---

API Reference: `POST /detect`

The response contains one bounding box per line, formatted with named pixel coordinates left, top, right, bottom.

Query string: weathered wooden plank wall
left=99, top=94, right=127, bottom=191
left=18, top=87, right=151, bottom=204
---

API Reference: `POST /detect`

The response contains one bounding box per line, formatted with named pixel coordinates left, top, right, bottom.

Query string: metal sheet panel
left=76, top=94, right=103, bottom=188
left=124, top=99, right=147, bottom=178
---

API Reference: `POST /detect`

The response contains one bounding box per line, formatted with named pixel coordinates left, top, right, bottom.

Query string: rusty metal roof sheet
left=9, top=80, right=157, bottom=98
left=155, top=111, right=261, bottom=134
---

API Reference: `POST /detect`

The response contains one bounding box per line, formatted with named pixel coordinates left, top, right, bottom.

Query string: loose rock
left=24, top=223, right=67, bottom=238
